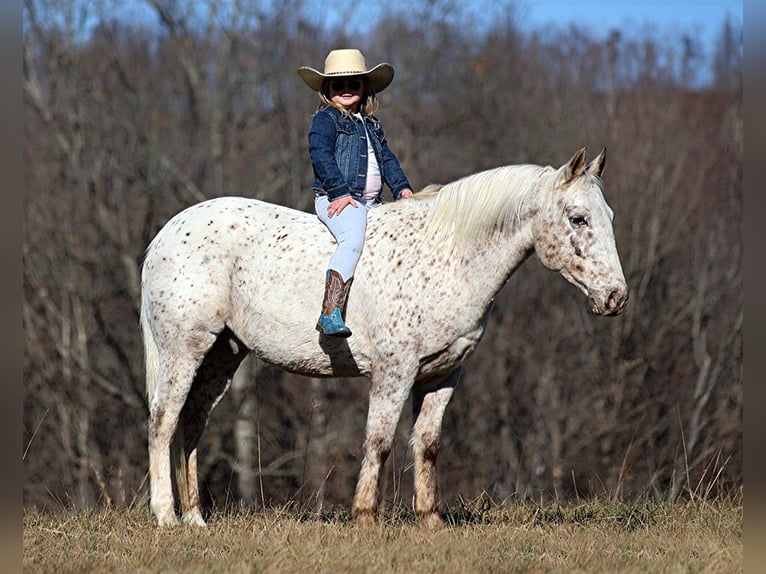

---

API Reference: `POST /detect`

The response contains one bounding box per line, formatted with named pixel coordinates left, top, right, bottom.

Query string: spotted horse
left=140, top=147, right=629, bottom=528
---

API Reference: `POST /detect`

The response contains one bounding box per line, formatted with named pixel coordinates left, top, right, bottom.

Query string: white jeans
left=315, top=195, right=379, bottom=281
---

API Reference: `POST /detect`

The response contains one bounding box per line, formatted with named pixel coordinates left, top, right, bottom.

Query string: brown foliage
left=23, top=1, right=741, bottom=512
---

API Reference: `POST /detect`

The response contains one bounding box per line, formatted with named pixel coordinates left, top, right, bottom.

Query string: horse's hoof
left=156, top=510, right=179, bottom=527
left=182, top=511, right=207, bottom=527
left=352, top=510, right=378, bottom=529
left=420, top=511, right=447, bottom=531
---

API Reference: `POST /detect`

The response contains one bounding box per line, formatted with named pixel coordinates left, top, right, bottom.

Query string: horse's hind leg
left=175, top=329, right=248, bottom=526
left=149, top=352, right=207, bottom=527
left=411, top=367, right=461, bottom=529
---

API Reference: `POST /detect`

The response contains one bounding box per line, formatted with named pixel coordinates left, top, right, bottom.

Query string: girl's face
left=327, top=77, right=363, bottom=112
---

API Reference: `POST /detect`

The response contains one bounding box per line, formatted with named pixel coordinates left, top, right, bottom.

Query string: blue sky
left=300, top=1, right=743, bottom=68
left=522, top=0, right=741, bottom=31
left=104, top=0, right=742, bottom=59
left=521, top=1, right=742, bottom=54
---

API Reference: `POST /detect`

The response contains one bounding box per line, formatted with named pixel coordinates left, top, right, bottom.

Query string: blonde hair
left=318, top=76, right=379, bottom=116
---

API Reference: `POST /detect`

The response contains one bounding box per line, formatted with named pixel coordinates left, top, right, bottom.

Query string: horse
left=140, top=147, right=628, bottom=528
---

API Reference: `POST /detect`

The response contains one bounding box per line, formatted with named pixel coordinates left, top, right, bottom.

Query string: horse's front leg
left=352, top=363, right=417, bottom=524
left=411, top=367, right=462, bottom=529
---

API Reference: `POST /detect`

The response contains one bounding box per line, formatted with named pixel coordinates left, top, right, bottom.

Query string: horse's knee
left=413, top=438, right=439, bottom=463
left=412, top=419, right=440, bottom=458
left=363, top=434, right=392, bottom=467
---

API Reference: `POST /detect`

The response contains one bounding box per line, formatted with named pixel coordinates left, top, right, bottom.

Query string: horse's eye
left=569, top=215, right=589, bottom=228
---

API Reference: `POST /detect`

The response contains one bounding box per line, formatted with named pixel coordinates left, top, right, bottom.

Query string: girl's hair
left=318, top=76, right=379, bottom=116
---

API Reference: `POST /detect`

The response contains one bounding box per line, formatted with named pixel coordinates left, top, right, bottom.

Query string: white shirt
left=356, top=113, right=382, bottom=200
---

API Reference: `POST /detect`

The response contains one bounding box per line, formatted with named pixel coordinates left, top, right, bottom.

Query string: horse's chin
left=561, top=270, right=591, bottom=304
left=589, top=298, right=617, bottom=316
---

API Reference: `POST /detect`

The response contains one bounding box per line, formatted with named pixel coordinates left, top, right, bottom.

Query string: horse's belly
left=231, top=313, right=372, bottom=378
left=253, top=345, right=368, bottom=378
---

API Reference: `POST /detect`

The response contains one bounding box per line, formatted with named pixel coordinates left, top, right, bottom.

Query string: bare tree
left=23, top=0, right=742, bottom=511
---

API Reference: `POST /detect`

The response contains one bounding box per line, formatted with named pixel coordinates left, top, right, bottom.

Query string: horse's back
left=145, top=197, right=318, bottom=254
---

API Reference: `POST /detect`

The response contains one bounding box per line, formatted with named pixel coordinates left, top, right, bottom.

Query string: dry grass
left=23, top=497, right=741, bottom=573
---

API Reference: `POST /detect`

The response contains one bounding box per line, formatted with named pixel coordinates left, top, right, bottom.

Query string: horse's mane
left=420, top=164, right=553, bottom=247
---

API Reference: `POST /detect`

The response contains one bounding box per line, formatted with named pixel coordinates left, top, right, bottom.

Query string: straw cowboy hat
left=297, top=49, right=395, bottom=93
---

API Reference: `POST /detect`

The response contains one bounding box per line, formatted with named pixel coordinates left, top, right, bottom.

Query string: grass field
left=23, top=497, right=741, bottom=573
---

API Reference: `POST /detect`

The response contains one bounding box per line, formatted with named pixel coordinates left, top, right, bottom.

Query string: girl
left=298, top=49, right=413, bottom=337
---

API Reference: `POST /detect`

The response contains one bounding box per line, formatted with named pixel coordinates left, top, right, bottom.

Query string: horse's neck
left=451, top=221, right=535, bottom=296
left=406, top=199, right=537, bottom=319
left=428, top=170, right=543, bottom=296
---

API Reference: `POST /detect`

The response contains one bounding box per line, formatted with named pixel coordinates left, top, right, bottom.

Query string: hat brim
left=297, top=63, right=394, bottom=94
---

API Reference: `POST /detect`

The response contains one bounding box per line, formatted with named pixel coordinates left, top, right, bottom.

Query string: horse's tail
left=140, top=288, right=160, bottom=403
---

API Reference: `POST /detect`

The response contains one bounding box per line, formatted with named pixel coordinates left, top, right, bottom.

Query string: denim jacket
left=308, top=106, right=412, bottom=201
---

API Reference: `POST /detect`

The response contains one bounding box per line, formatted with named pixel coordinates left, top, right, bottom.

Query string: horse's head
left=533, top=148, right=628, bottom=316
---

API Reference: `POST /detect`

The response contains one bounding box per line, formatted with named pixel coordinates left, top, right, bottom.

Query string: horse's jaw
left=560, top=268, right=629, bottom=316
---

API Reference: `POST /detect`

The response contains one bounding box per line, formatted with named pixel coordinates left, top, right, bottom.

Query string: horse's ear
left=586, top=147, right=606, bottom=178
left=560, top=147, right=588, bottom=186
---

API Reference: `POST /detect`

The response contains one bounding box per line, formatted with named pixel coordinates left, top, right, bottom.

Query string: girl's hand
left=399, top=189, right=413, bottom=199
left=328, top=195, right=358, bottom=217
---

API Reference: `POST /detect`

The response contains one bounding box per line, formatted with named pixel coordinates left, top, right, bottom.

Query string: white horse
left=141, top=147, right=628, bottom=528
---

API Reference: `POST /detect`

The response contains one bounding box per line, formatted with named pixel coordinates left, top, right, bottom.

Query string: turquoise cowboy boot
left=316, top=269, right=353, bottom=337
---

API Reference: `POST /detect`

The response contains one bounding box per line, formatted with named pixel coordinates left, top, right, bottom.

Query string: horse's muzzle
left=595, top=287, right=629, bottom=316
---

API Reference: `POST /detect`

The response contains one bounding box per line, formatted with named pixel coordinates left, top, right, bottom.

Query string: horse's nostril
left=607, top=289, right=627, bottom=312
left=607, top=290, right=623, bottom=310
